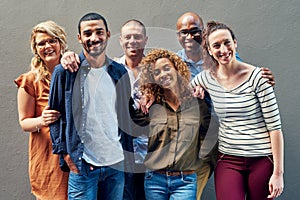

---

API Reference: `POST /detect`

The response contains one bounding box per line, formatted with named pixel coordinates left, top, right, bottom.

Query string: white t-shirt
left=82, top=66, right=124, bottom=166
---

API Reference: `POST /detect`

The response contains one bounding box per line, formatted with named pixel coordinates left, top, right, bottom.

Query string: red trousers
left=214, top=152, right=273, bottom=200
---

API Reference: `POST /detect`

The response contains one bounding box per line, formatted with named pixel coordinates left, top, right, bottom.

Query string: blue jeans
left=144, top=171, right=197, bottom=200
left=68, top=160, right=124, bottom=200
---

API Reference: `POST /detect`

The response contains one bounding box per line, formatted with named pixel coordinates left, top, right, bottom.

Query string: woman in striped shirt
left=191, top=21, right=284, bottom=200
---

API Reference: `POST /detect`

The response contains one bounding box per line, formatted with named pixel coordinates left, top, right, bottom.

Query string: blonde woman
left=15, top=21, right=69, bottom=200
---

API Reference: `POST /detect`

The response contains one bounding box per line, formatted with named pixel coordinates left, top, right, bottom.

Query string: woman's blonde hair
left=139, top=48, right=191, bottom=103
left=30, top=20, right=68, bottom=83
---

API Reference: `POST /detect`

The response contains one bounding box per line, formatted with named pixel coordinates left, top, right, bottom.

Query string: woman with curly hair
left=130, top=48, right=211, bottom=200
left=14, top=21, right=69, bottom=200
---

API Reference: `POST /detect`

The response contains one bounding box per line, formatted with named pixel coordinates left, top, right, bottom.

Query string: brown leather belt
left=155, top=169, right=195, bottom=176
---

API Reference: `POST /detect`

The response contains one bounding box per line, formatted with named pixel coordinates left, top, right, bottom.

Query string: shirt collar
left=177, top=49, right=203, bottom=66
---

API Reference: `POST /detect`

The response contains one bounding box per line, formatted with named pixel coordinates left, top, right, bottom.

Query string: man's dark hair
left=78, top=12, right=108, bottom=34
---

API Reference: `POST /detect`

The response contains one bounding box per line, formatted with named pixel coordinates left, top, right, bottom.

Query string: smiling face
left=152, top=58, right=178, bottom=91
left=208, top=29, right=237, bottom=65
left=78, top=19, right=110, bottom=57
left=176, top=13, right=203, bottom=53
left=35, top=32, right=61, bottom=68
left=120, top=21, right=148, bottom=59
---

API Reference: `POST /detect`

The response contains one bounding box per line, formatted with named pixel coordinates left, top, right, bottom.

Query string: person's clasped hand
left=39, top=106, right=61, bottom=126
left=61, top=51, right=80, bottom=72
left=139, top=93, right=155, bottom=114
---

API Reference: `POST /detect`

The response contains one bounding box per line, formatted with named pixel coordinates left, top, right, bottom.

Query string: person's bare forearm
left=270, top=129, right=284, bottom=175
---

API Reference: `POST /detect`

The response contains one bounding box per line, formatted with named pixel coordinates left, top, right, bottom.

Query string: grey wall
left=1, top=0, right=299, bottom=199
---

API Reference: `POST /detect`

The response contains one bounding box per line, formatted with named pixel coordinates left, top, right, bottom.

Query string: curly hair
left=138, top=48, right=191, bottom=103
left=30, top=20, right=68, bottom=83
left=202, top=21, right=236, bottom=72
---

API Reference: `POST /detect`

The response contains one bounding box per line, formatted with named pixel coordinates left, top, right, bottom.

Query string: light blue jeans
left=144, top=171, right=197, bottom=200
left=68, top=160, right=124, bottom=200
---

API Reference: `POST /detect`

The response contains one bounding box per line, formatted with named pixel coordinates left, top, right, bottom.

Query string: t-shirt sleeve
left=255, top=69, right=282, bottom=131
left=190, top=71, right=206, bottom=89
left=14, top=72, right=35, bottom=97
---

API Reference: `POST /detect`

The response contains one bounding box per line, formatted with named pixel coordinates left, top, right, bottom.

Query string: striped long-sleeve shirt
left=191, top=67, right=281, bottom=157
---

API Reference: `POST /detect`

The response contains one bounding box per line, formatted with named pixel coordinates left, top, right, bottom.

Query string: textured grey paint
left=1, top=0, right=299, bottom=199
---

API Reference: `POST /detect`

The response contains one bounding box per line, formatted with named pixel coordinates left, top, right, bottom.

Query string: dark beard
left=84, top=40, right=107, bottom=57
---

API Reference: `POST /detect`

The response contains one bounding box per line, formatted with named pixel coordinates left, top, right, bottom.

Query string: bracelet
left=35, top=118, right=40, bottom=133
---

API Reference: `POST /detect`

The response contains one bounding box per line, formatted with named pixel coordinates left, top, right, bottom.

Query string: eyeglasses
left=36, top=38, right=58, bottom=48
left=177, top=28, right=202, bottom=38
